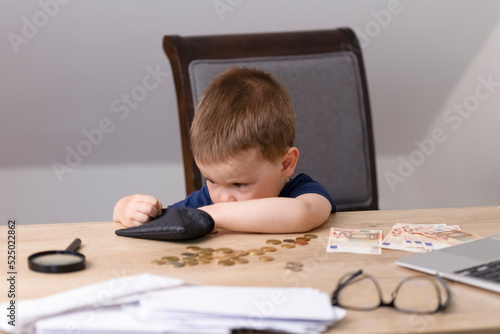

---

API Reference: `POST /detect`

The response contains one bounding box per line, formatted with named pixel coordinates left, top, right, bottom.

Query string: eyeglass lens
left=393, top=277, right=442, bottom=313
left=336, top=276, right=381, bottom=310
left=335, top=273, right=448, bottom=314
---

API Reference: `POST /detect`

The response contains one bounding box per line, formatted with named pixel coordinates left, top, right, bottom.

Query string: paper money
left=379, top=224, right=405, bottom=250
left=380, top=223, right=482, bottom=252
left=327, top=228, right=383, bottom=254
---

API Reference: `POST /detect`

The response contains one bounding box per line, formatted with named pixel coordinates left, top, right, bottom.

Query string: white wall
left=1, top=0, right=499, bottom=224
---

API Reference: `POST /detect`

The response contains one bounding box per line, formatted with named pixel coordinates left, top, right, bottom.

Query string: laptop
left=395, top=235, right=500, bottom=293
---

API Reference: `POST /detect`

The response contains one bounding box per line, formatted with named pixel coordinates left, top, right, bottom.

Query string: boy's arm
left=199, top=194, right=332, bottom=233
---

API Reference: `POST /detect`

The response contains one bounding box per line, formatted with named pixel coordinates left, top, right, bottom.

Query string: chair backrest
left=163, top=28, right=378, bottom=211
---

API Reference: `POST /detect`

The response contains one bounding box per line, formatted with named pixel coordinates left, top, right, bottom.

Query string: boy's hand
left=113, top=194, right=163, bottom=227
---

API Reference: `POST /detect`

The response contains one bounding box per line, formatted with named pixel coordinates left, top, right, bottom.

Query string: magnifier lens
left=28, top=239, right=86, bottom=273
left=31, top=253, right=83, bottom=266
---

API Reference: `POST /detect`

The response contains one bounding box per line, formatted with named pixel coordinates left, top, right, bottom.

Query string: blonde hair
left=190, top=67, right=295, bottom=164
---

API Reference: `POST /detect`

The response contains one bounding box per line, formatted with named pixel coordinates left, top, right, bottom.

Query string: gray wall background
left=1, top=0, right=499, bottom=225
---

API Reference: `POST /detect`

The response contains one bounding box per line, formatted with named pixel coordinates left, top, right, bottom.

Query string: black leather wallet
left=115, top=207, right=214, bottom=241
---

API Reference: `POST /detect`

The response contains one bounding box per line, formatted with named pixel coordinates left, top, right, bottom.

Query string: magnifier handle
left=65, top=238, right=82, bottom=252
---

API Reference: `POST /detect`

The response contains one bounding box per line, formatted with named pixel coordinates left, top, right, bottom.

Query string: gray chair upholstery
left=164, top=29, right=378, bottom=211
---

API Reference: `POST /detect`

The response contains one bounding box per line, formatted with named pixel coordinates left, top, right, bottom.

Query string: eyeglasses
left=331, top=269, right=451, bottom=314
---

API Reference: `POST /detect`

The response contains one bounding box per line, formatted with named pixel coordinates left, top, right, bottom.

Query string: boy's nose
left=218, top=190, right=237, bottom=203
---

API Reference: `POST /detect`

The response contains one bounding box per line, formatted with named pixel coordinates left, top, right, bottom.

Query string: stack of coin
left=181, top=252, right=198, bottom=266
left=259, top=255, right=274, bottom=262
left=168, top=261, right=186, bottom=268
left=233, top=257, right=249, bottom=264
left=158, top=255, right=185, bottom=268
left=214, top=247, right=253, bottom=266
left=261, top=246, right=277, bottom=253
left=196, top=248, right=214, bottom=264
left=233, top=250, right=249, bottom=257
left=215, top=247, right=233, bottom=254
left=295, top=237, right=309, bottom=245
left=152, top=247, right=216, bottom=267
left=285, top=261, right=303, bottom=272
left=248, top=248, right=265, bottom=256
left=213, top=247, right=235, bottom=266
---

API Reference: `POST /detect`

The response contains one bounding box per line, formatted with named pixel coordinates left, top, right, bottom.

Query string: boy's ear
left=281, top=147, right=299, bottom=178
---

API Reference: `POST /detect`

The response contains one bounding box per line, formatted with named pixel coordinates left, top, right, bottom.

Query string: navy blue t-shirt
left=170, top=173, right=336, bottom=212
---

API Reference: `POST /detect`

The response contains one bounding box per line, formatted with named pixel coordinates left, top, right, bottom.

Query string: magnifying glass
left=28, top=238, right=86, bottom=273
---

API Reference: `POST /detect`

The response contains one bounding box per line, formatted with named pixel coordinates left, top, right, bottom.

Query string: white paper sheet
left=35, top=298, right=345, bottom=334
left=0, top=274, right=184, bottom=334
left=140, top=285, right=337, bottom=321
left=0, top=274, right=345, bottom=334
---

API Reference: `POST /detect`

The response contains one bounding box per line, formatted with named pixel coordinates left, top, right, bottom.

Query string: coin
left=286, top=261, right=303, bottom=268
left=213, top=255, right=230, bottom=262
left=304, top=233, right=318, bottom=239
left=232, top=250, right=249, bottom=257
left=196, top=252, right=212, bottom=258
left=186, top=246, right=201, bottom=251
left=259, top=256, right=274, bottom=262
left=248, top=249, right=265, bottom=256
left=168, top=261, right=185, bottom=267
left=218, top=260, right=235, bottom=266
left=181, top=252, right=197, bottom=258
left=230, top=253, right=249, bottom=260
left=261, top=246, right=277, bottom=252
left=295, top=240, right=309, bottom=245
left=281, top=243, right=295, bottom=249
left=285, top=261, right=303, bottom=271
left=184, top=260, right=198, bottom=266
left=161, top=256, right=180, bottom=262
left=266, top=239, right=282, bottom=245
left=283, top=239, right=295, bottom=243
left=233, top=258, right=249, bottom=264
left=215, top=247, right=234, bottom=254
left=151, top=259, right=166, bottom=265
left=285, top=267, right=302, bottom=271
left=296, top=237, right=310, bottom=242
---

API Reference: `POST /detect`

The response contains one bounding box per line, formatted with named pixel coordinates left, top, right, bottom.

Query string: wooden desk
left=1, top=206, right=500, bottom=333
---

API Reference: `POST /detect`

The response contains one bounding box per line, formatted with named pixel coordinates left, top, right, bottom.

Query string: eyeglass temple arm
left=331, top=269, right=364, bottom=305
left=434, top=274, right=452, bottom=311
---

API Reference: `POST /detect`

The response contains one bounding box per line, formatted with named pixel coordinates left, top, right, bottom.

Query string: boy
left=113, top=67, right=335, bottom=233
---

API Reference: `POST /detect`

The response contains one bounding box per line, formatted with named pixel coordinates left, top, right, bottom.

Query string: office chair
left=163, top=28, right=378, bottom=211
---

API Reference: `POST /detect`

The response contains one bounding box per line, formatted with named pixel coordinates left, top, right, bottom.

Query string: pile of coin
left=151, top=233, right=317, bottom=269
left=285, top=261, right=304, bottom=272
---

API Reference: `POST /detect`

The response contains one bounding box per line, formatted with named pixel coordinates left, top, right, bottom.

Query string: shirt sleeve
left=280, top=174, right=336, bottom=213
left=168, top=185, right=213, bottom=209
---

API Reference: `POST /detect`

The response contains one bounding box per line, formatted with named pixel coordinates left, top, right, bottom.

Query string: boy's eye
left=207, top=179, right=216, bottom=185
left=233, top=183, right=247, bottom=189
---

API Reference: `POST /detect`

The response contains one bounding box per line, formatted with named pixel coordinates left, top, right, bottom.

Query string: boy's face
left=197, top=148, right=291, bottom=204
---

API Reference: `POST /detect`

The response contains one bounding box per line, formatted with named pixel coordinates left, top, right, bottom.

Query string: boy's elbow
left=300, top=212, right=330, bottom=232
left=294, top=196, right=332, bottom=232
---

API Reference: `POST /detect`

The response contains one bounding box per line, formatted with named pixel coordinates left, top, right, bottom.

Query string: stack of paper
left=380, top=223, right=482, bottom=252
left=0, top=274, right=345, bottom=334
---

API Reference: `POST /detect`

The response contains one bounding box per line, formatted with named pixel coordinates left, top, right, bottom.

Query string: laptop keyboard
left=454, top=259, right=500, bottom=283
